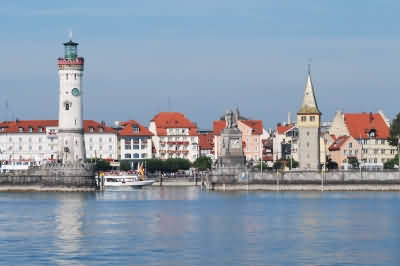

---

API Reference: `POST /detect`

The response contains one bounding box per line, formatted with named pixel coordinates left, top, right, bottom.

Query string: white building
left=0, top=120, right=118, bottom=162
left=117, top=120, right=153, bottom=168
left=149, top=112, right=199, bottom=162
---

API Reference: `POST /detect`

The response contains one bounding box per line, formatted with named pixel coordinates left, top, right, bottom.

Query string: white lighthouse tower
left=57, top=37, right=86, bottom=163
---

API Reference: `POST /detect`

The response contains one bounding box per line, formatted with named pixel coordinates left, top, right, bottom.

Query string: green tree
left=164, top=158, right=191, bottom=172
left=192, top=156, right=212, bottom=170
left=326, top=159, right=338, bottom=170
left=90, top=159, right=111, bottom=171
left=254, top=162, right=271, bottom=170
left=384, top=154, right=399, bottom=169
left=273, top=160, right=284, bottom=170
left=388, top=113, right=400, bottom=146
left=120, top=160, right=131, bottom=171
left=347, top=157, right=359, bottom=168
left=146, top=159, right=165, bottom=173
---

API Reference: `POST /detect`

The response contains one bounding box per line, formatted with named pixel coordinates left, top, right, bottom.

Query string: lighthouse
left=57, top=37, right=86, bottom=163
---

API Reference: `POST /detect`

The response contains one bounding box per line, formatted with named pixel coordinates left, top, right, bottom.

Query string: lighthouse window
left=74, top=74, right=77, bottom=80
left=65, top=103, right=70, bottom=110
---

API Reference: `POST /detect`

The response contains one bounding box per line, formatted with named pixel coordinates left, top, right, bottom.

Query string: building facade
left=117, top=120, right=153, bottom=167
left=329, top=111, right=395, bottom=168
left=214, top=119, right=264, bottom=162
left=297, top=70, right=321, bottom=170
left=0, top=120, right=118, bottom=162
left=149, top=112, right=199, bottom=162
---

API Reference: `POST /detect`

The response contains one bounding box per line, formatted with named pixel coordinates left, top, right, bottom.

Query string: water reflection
left=53, top=193, right=87, bottom=265
left=0, top=190, right=400, bottom=265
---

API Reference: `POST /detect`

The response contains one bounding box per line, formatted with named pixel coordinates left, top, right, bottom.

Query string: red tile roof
left=0, top=120, right=116, bottom=134
left=198, top=132, right=214, bottom=150
left=213, top=120, right=263, bottom=135
left=118, top=120, right=153, bottom=136
left=241, top=120, right=263, bottom=135
left=276, top=123, right=295, bottom=135
left=151, top=112, right=197, bottom=136
left=213, top=120, right=226, bottom=135
left=328, top=135, right=350, bottom=151
left=344, top=113, right=389, bottom=139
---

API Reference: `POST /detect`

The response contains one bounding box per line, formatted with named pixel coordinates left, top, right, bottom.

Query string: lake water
left=0, top=187, right=399, bottom=265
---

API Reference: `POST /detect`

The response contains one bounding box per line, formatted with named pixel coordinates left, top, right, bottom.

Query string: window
left=381, top=149, right=385, bottom=154
left=349, top=143, right=352, bottom=148
left=66, top=74, right=68, bottom=80
left=310, top=116, right=315, bottom=121
left=301, top=116, right=306, bottom=121
left=19, top=146, right=22, bottom=151
left=133, top=145, right=139, bottom=150
left=89, top=127, right=94, bottom=133
left=19, top=137, right=22, bottom=142
left=38, top=137, right=42, bottom=143
left=109, top=145, right=112, bottom=151
left=141, top=153, right=147, bottom=158
left=133, top=126, right=140, bottom=133
left=381, top=139, right=385, bottom=145
left=133, top=153, right=139, bottom=159
left=99, top=146, right=103, bottom=150
left=29, top=145, right=32, bottom=151
left=38, top=146, right=42, bottom=151
left=65, top=103, right=70, bottom=111
left=108, top=138, right=112, bottom=143
left=99, top=138, right=103, bottom=142
left=28, top=127, right=33, bottom=132
left=99, top=127, right=104, bottom=133
left=374, top=149, right=378, bottom=154
left=18, top=127, right=23, bottom=132
left=125, top=144, right=131, bottom=150
left=369, top=130, right=376, bottom=138
left=124, top=153, right=131, bottom=159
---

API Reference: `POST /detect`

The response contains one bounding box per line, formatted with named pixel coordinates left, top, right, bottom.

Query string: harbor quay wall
left=0, top=164, right=96, bottom=191
left=207, top=169, right=400, bottom=191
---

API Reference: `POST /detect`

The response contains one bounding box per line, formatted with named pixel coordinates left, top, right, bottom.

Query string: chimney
left=288, top=112, right=292, bottom=125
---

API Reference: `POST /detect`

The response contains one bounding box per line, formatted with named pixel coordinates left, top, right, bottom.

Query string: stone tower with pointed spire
left=297, top=68, right=321, bottom=170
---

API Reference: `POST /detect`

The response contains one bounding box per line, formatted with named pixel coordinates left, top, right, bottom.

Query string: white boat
left=101, top=172, right=155, bottom=189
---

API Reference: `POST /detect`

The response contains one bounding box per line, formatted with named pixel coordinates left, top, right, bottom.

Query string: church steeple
left=298, top=68, right=320, bottom=114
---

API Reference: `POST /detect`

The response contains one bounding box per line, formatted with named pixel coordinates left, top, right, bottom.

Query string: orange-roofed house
left=329, top=110, right=395, bottom=168
left=328, top=135, right=361, bottom=169
left=272, top=123, right=298, bottom=162
left=117, top=120, right=153, bottom=165
left=0, top=119, right=118, bottom=162
left=198, top=130, right=214, bottom=159
left=213, top=119, right=266, bottom=161
left=148, top=112, right=199, bottom=162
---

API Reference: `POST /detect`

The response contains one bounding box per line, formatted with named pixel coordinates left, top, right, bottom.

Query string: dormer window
left=89, top=127, right=94, bottom=133
left=369, top=129, right=376, bottom=138
left=39, top=127, right=44, bottom=133
left=18, top=127, right=23, bottom=132
left=133, top=125, right=140, bottom=133
left=99, top=127, right=104, bottom=133
left=28, top=127, right=33, bottom=132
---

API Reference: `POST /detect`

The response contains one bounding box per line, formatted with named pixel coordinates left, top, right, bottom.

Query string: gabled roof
left=328, top=135, right=350, bottom=151
left=0, top=120, right=116, bottom=134
left=344, top=113, right=389, bottom=139
left=298, top=72, right=320, bottom=114
left=213, top=120, right=226, bottom=135
left=276, top=123, right=296, bottom=135
left=151, top=112, right=197, bottom=136
left=241, top=120, right=263, bottom=135
left=198, top=132, right=214, bottom=150
left=0, top=120, right=58, bottom=133
left=84, top=120, right=115, bottom=134
left=213, top=120, right=263, bottom=136
left=119, top=120, right=153, bottom=137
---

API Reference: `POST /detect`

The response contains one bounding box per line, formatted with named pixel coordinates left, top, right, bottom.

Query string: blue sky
left=0, top=0, right=399, bottom=129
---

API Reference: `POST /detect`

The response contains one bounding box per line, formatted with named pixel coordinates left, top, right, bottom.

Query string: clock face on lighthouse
left=71, top=88, right=80, bottom=97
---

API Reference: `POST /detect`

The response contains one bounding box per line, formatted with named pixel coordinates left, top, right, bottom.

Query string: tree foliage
left=384, top=154, right=399, bottom=169
left=86, top=158, right=112, bottom=172
left=192, top=156, right=212, bottom=170
left=146, top=158, right=192, bottom=173
left=120, top=160, right=131, bottom=171
left=326, top=159, right=338, bottom=170
left=347, top=157, right=359, bottom=168
left=388, top=113, right=400, bottom=146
